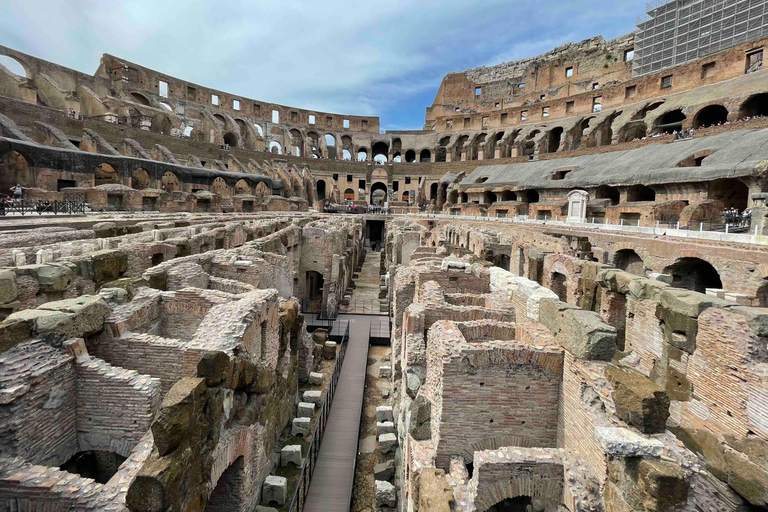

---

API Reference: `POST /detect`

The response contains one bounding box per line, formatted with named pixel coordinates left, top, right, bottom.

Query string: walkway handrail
left=288, top=322, right=351, bottom=512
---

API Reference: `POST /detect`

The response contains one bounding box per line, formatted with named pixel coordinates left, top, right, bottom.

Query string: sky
left=0, top=0, right=642, bottom=131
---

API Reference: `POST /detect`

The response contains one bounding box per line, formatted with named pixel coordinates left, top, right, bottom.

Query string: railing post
left=700, top=222, right=703, bottom=231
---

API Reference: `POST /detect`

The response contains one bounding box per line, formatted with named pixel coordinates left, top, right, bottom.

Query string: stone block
left=152, top=377, right=207, bottom=456
left=659, top=288, right=720, bottom=318
left=377, top=421, right=395, bottom=436
left=379, top=433, right=397, bottom=454
left=292, top=417, right=311, bottom=437
left=0, top=270, right=17, bottom=304
left=297, top=402, right=315, bottom=418
left=374, top=459, right=395, bottom=482
left=24, top=264, right=73, bottom=292
left=539, top=300, right=616, bottom=360
left=606, top=366, right=670, bottom=434
left=376, top=405, right=394, bottom=423
left=309, top=371, right=324, bottom=385
left=596, top=427, right=664, bottom=457
left=197, top=351, right=231, bottom=387
left=38, top=295, right=111, bottom=337
left=312, top=328, right=329, bottom=344
left=378, top=365, right=392, bottom=379
left=262, top=475, right=287, bottom=506
left=408, top=395, right=431, bottom=441
left=281, top=445, right=302, bottom=467
left=303, top=390, right=322, bottom=404
left=375, top=480, right=396, bottom=507
left=322, top=341, right=337, bottom=360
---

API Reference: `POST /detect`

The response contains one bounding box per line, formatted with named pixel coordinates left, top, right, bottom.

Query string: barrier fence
left=287, top=322, right=351, bottom=512
left=0, top=196, right=88, bottom=216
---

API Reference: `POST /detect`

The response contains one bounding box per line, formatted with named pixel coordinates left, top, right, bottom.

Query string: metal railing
left=0, top=197, right=88, bottom=216
left=339, top=298, right=389, bottom=316
left=288, top=322, right=351, bottom=512
left=301, top=298, right=338, bottom=321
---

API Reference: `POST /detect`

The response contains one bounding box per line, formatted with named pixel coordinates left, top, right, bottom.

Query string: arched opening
left=405, top=149, right=416, bottom=163
left=95, top=163, right=119, bottom=186
left=595, top=185, right=620, bottom=205
left=235, top=179, right=250, bottom=195
left=213, top=114, right=226, bottom=125
left=483, top=190, right=497, bottom=204
left=460, top=192, right=468, bottom=203
left=371, top=182, right=387, bottom=206
left=614, top=249, right=645, bottom=275
left=357, top=148, right=368, bottom=161
left=372, top=141, right=389, bottom=163
left=159, top=102, right=172, bottom=112
left=183, top=126, right=194, bottom=137
left=693, top=105, right=728, bottom=128
left=739, top=93, right=768, bottom=119
left=253, top=124, right=264, bottom=137
left=708, top=178, right=749, bottom=211
left=0, top=150, right=32, bottom=189
left=626, top=185, right=655, bottom=202
left=523, top=190, right=539, bottom=203
left=420, top=149, right=431, bottom=162
left=430, top=182, right=438, bottom=200
left=500, top=190, right=517, bottom=201
left=344, top=188, right=355, bottom=201
left=61, top=451, right=126, bottom=484
left=151, top=114, right=172, bottom=135
left=0, top=55, right=29, bottom=77
left=132, top=168, right=151, bottom=190
left=655, top=109, right=686, bottom=134
left=617, top=121, right=647, bottom=142
left=402, top=190, right=410, bottom=203
left=486, top=496, right=533, bottom=512
left=223, top=132, right=237, bottom=147
left=212, top=177, right=228, bottom=196
left=342, top=149, right=352, bottom=160
left=269, top=141, right=282, bottom=154
left=664, top=257, right=722, bottom=293
left=161, top=171, right=180, bottom=192
left=546, top=127, right=563, bottom=153
left=316, top=180, right=327, bottom=201
left=550, top=272, right=567, bottom=302
left=306, top=271, right=324, bottom=306
left=205, top=456, right=244, bottom=511
left=235, top=119, right=248, bottom=139
left=130, top=92, right=150, bottom=106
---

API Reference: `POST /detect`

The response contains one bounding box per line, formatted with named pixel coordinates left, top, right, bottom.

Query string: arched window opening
left=693, top=105, right=728, bottom=128
left=0, top=55, right=29, bottom=77
left=372, top=141, right=389, bottom=163
left=430, top=182, right=438, bottom=200
left=235, top=118, right=248, bottom=139
left=132, top=168, right=151, bottom=190
left=316, top=180, right=326, bottom=201
left=500, top=190, right=517, bottom=201
left=439, top=136, right=451, bottom=147
left=546, top=127, right=563, bottom=153
left=420, top=149, right=431, bottom=162
left=344, top=188, right=355, bottom=201
left=393, top=152, right=402, bottom=162
left=739, top=93, right=768, bottom=119
left=213, top=113, right=226, bottom=125
left=405, top=150, right=416, bottom=163
left=324, top=134, right=335, bottom=147
left=269, top=141, right=282, bottom=154
left=595, top=185, right=620, bottom=205
left=626, top=184, right=655, bottom=202
left=550, top=272, right=567, bottom=302
left=483, top=190, right=497, bottom=204
left=182, top=126, right=193, bottom=137
left=223, top=132, right=237, bottom=147
left=357, top=148, right=368, bottom=162
left=618, top=121, right=647, bottom=143
left=342, top=149, right=352, bottom=160
left=524, top=190, right=539, bottom=203
left=306, top=271, right=324, bottom=305
left=370, top=182, right=387, bottom=206
left=130, top=92, right=150, bottom=106
left=205, top=457, right=244, bottom=511
left=664, top=258, right=722, bottom=293
left=655, top=109, right=686, bottom=134
left=402, top=190, right=410, bottom=203
left=435, top=147, right=447, bottom=162
left=486, top=496, right=534, bottom=512
left=95, top=163, right=119, bottom=186
left=253, top=123, right=263, bottom=137
left=708, top=178, right=749, bottom=211
left=614, top=249, right=645, bottom=275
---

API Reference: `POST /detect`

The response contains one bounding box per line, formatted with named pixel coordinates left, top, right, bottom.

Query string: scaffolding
left=633, top=0, right=768, bottom=77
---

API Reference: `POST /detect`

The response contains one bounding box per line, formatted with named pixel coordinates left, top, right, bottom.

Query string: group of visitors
left=724, top=206, right=751, bottom=227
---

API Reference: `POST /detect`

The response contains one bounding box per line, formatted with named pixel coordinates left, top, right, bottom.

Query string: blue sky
left=0, top=0, right=642, bottom=131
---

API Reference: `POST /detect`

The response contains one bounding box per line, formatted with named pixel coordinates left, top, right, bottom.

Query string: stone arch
left=234, top=179, right=250, bottom=195
left=664, top=257, right=722, bottom=293
left=372, top=141, right=389, bottom=163
left=594, top=185, right=620, bottom=205
left=420, top=149, right=431, bottom=162
left=371, top=181, right=387, bottom=205
left=613, top=249, right=645, bottom=275
left=626, top=184, right=656, bottom=202
left=0, top=55, right=30, bottom=78
left=500, top=190, right=517, bottom=201
left=161, top=171, right=180, bottom=192
left=692, top=104, right=728, bottom=128
left=0, top=150, right=33, bottom=189
left=545, top=127, right=563, bottom=153
left=95, top=163, right=120, bottom=186
left=254, top=181, right=271, bottom=198
left=344, top=188, right=355, bottom=201
left=269, top=141, right=282, bottom=154
left=739, top=93, right=768, bottom=119
left=357, top=147, right=368, bottom=162
left=204, top=456, right=245, bottom=511
left=405, top=149, right=416, bottom=163
left=617, top=121, right=647, bottom=142
left=316, top=179, right=327, bottom=201
left=129, top=92, right=151, bottom=106
left=708, top=178, right=750, bottom=211
left=430, top=182, right=438, bottom=200
left=211, top=177, right=228, bottom=196
left=223, top=132, right=238, bottom=148
left=132, top=168, right=151, bottom=190
left=654, top=109, right=686, bottom=134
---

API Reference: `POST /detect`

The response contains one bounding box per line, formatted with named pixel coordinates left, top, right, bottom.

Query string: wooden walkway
left=303, top=315, right=377, bottom=512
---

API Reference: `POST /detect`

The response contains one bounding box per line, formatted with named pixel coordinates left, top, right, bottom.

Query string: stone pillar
left=566, top=189, right=589, bottom=223
left=750, top=193, right=768, bottom=236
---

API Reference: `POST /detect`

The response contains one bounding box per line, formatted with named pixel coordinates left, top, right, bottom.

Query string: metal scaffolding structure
left=633, top=0, right=768, bottom=77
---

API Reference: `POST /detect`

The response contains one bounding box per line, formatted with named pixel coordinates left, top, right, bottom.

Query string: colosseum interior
left=1, top=1, right=768, bottom=512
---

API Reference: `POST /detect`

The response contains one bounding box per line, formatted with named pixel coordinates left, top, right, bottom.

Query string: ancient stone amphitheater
left=1, top=1, right=768, bottom=511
